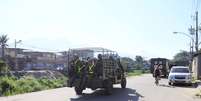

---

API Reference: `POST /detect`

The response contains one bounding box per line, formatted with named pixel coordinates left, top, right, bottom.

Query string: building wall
left=198, top=55, right=201, bottom=79
left=192, top=56, right=198, bottom=79
left=0, top=48, right=67, bottom=70
left=192, top=54, right=201, bottom=80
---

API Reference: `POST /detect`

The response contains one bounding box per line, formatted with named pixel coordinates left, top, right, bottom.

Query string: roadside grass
left=194, top=80, right=201, bottom=98
left=127, top=69, right=150, bottom=77
left=0, top=76, right=67, bottom=96
left=195, top=89, right=201, bottom=98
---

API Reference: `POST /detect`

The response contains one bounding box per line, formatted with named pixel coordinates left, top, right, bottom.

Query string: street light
left=173, top=32, right=195, bottom=70
left=173, top=31, right=195, bottom=54
left=173, top=32, right=194, bottom=41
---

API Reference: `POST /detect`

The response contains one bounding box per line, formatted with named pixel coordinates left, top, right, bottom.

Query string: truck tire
left=121, top=78, right=127, bottom=88
left=164, top=74, right=167, bottom=78
left=75, top=86, right=83, bottom=95
left=168, top=82, right=171, bottom=85
left=104, top=80, right=113, bottom=95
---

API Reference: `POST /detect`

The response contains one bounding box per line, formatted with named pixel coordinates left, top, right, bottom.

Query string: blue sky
left=0, top=0, right=200, bottom=59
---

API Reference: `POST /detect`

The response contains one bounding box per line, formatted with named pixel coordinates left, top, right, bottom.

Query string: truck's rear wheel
left=75, top=86, right=83, bottom=95
left=121, top=78, right=126, bottom=88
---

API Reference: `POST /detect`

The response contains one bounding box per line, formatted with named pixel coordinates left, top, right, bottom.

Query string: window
left=171, top=68, right=189, bottom=73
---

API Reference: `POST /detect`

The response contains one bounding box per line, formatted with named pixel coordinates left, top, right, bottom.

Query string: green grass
left=0, top=76, right=67, bottom=96
left=195, top=89, right=201, bottom=98
left=127, top=69, right=149, bottom=76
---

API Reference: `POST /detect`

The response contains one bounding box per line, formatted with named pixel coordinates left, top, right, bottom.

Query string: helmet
left=73, top=54, right=79, bottom=60
left=98, top=54, right=102, bottom=60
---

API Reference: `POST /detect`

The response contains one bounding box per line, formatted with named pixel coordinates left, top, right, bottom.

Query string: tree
left=0, top=35, right=9, bottom=60
left=0, top=59, right=9, bottom=74
left=172, top=50, right=191, bottom=66
left=135, top=56, right=144, bottom=69
left=135, top=56, right=143, bottom=64
left=121, top=57, right=135, bottom=71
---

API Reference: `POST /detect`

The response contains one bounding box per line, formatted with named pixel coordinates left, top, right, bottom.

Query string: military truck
left=67, top=48, right=127, bottom=95
left=150, top=58, right=170, bottom=77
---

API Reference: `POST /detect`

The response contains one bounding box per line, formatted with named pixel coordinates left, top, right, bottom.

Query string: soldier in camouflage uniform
left=94, top=54, right=103, bottom=77
left=68, top=55, right=82, bottom=87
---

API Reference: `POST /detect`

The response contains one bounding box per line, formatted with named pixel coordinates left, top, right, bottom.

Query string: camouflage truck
left=150, top=58, right=170, bottom=78
left=67, top=48, right=127, bottom=95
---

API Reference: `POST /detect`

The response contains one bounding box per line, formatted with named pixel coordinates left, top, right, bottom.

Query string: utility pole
left=195, top=11, right=199, bottom=52
left=15, top=39, right=17, bottom=70
left=15, top=39, right=22, bottom=70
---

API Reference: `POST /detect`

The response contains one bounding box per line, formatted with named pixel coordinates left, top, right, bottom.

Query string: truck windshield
left=171, top=68, right=189, bottom=73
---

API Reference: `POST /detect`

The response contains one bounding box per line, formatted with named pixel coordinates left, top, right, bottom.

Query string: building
left=23, top=51, right=66, bottom=70
left=192, top=53, right=201, bottom=80
left=0, top=48, right=25, bottom=58
left=0, top=48, right=26, bottom=70
left=0, top=47, right=117, bottom=71
left=68, top=48, right=94, bottom=60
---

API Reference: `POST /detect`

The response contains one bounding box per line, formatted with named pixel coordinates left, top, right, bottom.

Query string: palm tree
left=0, top=34, right=9, bottom=60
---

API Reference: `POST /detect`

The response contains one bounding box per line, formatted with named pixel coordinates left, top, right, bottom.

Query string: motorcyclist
left=153, top=64, right=161, bottom=85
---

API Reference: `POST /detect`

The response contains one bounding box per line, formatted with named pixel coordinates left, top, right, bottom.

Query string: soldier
left=88, top=59, right=96, bottom=78
left=117, top=58, right=124, bottom=73
left=94, top=54, right=103, bottom=77
left=68, top=55, right=82, bottom=87
left=78, top=60, right=88, bottom=91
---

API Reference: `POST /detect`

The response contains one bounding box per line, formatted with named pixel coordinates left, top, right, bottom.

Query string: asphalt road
left=0, top=74, right=200, bottom=101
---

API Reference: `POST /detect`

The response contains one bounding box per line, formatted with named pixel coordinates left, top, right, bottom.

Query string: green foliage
left=0, top=60, right=9, bottom=74
left=0, top=34, right=9, bottom=59
left=135, top=56, right=143, bottom=63
left=0, top=76, right=67, bottom=96
left=135, top=56, right=144, bottom=69
left=195, top=89, right=201, bottom=98
left=121, top=56, right=148, bottom=71
left=127, top=70, right=143, bottom=76
left=0, top=35, right=9, bottom=46
left=127, top=69, right=150, bottom=76
left=121, top=57, right=135, bottom=70
left=172, top=50, right=191, bottom=66
left=0, top=76, right=22, bottom=96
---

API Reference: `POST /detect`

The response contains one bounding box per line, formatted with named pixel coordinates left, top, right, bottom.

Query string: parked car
left=168, top=66, right=192, bottom=85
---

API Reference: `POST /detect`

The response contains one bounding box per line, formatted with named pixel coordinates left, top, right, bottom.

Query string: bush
left=17, top=76, right=44, bottom=93
left=0, top=76, right=67, bottom=96
left=0, top=76, right=18, bottom=96
left=127, top=70, right=143, bottom=76
left=195, top=89, right=201, bottom=98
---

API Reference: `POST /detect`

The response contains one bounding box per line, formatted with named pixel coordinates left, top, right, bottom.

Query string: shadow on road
left=70, top=88, right=144, bottom=101
left=158, top=84, right=175, bottom=88
left=159, top=83, right=198, bottom=89
left=172, top=84, right=198, bottom=88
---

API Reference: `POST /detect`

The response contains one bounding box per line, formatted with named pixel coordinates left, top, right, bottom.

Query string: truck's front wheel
left=75, top=86, right=83, bottom=95
left=121, top=78, right=127, bottom=88
left=104, top=80, right=113, bottom=95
